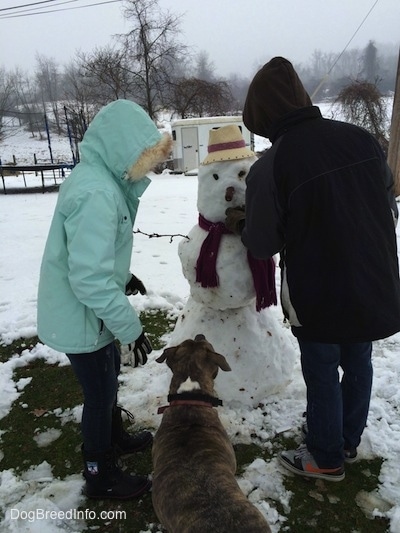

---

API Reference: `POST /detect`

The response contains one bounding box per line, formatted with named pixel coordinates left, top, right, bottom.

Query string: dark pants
left=67, top=342, right=120, bottom=453
left=299, top=340, right=373, bottom=468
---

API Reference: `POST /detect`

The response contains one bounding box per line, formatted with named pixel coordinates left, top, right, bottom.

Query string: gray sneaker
left=301, top=415, right=358, bottom=464
left=279, top=444, right=345, bottom=482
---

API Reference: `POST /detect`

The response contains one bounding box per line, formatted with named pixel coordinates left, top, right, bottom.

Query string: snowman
left=169, top=124, right=296, bottom=407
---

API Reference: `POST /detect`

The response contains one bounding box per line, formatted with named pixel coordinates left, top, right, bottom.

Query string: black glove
left=225, top=206, right=246, bottom=235
left=121, top=332, right=153, bottom=367
left=125, top=273, right=147, bottom=295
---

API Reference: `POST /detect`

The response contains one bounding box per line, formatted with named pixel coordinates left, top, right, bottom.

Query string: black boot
left=111, top=405, right=153, bottom=455
left=82, top=447, right=151, bottom=500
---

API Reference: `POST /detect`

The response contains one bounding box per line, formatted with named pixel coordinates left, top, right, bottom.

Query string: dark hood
left=243, top=57, right=312, bottom=140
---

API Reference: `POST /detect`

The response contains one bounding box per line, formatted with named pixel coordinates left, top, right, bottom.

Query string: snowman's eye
left=238, top=170, right=246, bottom=178
left=213, top=173, right=219, bottom=180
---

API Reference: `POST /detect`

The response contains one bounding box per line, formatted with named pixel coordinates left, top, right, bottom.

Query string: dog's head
left=156, top=334, right=231, bottom=396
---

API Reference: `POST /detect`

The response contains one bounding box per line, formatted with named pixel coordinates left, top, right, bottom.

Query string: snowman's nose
left=225, top=186, right=235, bottom=202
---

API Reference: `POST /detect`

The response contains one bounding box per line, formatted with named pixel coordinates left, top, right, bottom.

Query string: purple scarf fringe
left=196, top=214, right=277, bottom=311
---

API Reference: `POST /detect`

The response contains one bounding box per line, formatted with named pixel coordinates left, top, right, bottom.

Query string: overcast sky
left=1, top=0, right=399, bottom=79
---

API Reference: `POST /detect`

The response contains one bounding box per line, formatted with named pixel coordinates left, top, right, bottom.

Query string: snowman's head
left=197, top=157, right=257, bottom=222
left=197, top=124, right=257, bottom=223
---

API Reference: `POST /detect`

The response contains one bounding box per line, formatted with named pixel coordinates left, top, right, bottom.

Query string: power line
left=311, top=0, right=380, bottom=100
left=0, top=0, right=58, bottom=12
left=0, top=0, right=122, bottom=19
left=1, top=0, right=83, bottom=18
left=1, top=0, right=80, bottom=16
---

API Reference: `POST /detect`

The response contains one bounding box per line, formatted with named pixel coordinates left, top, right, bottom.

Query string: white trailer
left=171, top=116, right=253, bottom=174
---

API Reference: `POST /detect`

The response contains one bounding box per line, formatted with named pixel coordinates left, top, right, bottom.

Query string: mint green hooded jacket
left=37, top=100, right=171, bottom=353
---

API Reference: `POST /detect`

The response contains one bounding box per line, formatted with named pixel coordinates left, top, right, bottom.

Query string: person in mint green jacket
left=37, top=99, right=172, bottom=500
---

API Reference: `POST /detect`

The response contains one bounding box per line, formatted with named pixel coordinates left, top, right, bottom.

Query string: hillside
left=0, top=99, right=394, bottom=167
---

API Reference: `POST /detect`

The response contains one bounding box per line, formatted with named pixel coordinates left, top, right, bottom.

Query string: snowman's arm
left=242, top=155, right=285, bottom=259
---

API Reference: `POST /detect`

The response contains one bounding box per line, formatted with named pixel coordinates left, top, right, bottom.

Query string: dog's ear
left=156, top=346, right=176, bottom=364
left=210, top=351, right=231, bottom=372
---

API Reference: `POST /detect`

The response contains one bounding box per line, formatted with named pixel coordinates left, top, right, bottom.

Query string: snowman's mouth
left=225, top=186, right=235, bottom=202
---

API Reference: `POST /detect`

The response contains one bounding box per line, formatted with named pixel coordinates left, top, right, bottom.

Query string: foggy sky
left=1, top=0, right=399, bottom=79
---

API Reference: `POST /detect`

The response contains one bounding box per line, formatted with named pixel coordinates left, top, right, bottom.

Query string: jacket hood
left=243, top=57, right=312, bottom=140
left=79, top=99, right=172, bottom=182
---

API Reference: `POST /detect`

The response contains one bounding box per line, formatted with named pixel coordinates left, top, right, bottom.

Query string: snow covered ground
left=0, top=102, right=399, bottom=532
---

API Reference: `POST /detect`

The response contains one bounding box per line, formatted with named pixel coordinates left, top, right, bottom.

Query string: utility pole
left=388, top=47, right=400, bottom=196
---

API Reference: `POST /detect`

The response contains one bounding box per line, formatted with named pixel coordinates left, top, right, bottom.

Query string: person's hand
left=225, top=206, right=246, bottom=235
left=125, top=273, right=147, bottom=295
left=120, top=332, right=153, bottom=367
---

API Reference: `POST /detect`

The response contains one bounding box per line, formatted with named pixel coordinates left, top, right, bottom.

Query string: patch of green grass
left=0, top=309, right=175, bottom=532
left=278, top=457, right=388, bottom=532
left=0, top=359, right=82, bottom=478
left=234, top=442, right=265, bottom=475
left=0, top=336, right=38, bottom=363
left=0, top=309, right=392, bottom=532
left=227, top=436, right=390, bottom=532
left=139, top=309, right=177, bottom=351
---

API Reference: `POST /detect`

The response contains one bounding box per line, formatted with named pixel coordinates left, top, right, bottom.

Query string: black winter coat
left=242, top=106, right=400, bottom=343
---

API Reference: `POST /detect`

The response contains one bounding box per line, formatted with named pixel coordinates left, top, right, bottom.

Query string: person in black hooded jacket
left=225, top=56, right=400, bottom=481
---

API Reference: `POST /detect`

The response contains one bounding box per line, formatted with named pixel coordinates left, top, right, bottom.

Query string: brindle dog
left=152, top=335, right=271, bottom=533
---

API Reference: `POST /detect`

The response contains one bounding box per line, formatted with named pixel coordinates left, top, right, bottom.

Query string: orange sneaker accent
left=304, top=462, right=343, bottom=474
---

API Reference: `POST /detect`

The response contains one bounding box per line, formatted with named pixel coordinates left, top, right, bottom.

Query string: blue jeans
left=66, top=342, right=120, bottom=453
left=298, top=340, right=373, bottom=468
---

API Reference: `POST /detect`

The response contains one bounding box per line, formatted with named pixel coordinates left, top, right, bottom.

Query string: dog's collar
left=157, top=392, right=223, bottom=414
left=168, top=392, right=223, bottom=406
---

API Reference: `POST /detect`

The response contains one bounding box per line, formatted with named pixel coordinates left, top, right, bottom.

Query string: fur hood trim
left=127, top=132, right=173, bottom=181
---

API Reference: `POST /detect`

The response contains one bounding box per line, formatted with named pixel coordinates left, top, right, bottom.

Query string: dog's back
left=152, top=336, right=271, bottom=533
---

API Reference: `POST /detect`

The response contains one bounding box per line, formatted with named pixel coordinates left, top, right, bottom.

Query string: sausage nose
left=194, top=334, right=206, bottom=342
left=225, top=186, right=235, bottom=202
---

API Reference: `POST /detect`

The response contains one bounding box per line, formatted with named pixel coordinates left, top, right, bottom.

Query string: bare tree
left=77, top=46, right=136, bottom=104
left=336, top=80, right=389, bottom=153
left=362, top=41, right=379, bottom=83
left=297, top=47, right=364, bottom=99
left=171, top=77, right=233, bottom=118
left=377, top=43, right=399, bottom=93
left=195, top=51, right=215, bottom=82
left=63, top=58, right=97, bottom=128
left=62, top=58, right=104, bottom=161
left=35, top=54, right=63, bottom=134
left=227, top=73, right=251, bottom=112
left=10, top=68, right=43, bottom=139
left=119, top=0, right=187, bottom=118
left=0, top=67, right=17, bottom=141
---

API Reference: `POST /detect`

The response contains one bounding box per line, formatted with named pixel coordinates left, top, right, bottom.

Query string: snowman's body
left=179, top=226, right=255, bottom=309
left=170, top=154, right=296, bottom=407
